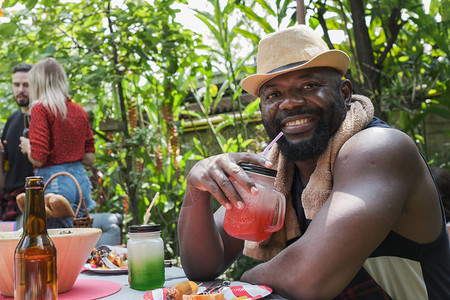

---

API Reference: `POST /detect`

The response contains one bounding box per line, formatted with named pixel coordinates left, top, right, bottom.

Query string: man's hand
left=19, top=136, right=30, bottom=154
left=185, top=152, right=272, bottom=210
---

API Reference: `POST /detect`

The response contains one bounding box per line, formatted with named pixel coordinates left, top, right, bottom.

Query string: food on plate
left=87, top=247, right=127, bottom=269
left=182, top=293, right=225, bottom=300
left=166, top=281, right=199, bottom=300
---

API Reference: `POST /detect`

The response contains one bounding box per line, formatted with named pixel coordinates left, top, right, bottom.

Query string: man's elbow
left=179, top=254, right=227, bottom=282
left=276, top=274, right=343, bottom=300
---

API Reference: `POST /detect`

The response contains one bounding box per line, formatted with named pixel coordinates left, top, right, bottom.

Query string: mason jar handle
left=267, top=191, right=286, bottom=233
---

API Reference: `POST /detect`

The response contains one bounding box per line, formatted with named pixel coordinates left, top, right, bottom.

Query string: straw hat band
left=267, top=61, right=308, bottom=74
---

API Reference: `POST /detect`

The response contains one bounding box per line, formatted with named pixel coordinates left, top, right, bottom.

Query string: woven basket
left=44, top=172, right=93, bottom=228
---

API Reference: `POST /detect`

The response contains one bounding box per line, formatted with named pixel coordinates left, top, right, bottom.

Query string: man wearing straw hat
left=178, top=25, right=450, bottom=299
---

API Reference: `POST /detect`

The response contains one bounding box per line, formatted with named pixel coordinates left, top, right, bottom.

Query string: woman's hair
left=29, top=58, right=69, bottom=119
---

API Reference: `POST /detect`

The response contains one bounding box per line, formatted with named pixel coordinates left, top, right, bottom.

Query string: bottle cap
left=128, top=224, right=161, bottom=233
left=240, top=163, right=277, bottom=177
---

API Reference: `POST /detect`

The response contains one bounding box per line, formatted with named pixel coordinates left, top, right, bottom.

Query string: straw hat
left=241, top=25, right=350, bottom=97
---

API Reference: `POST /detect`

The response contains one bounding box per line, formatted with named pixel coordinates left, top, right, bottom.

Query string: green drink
left=128, top=225, right=165, bottom=290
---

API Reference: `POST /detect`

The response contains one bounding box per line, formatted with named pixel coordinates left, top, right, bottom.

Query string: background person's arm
left=82, top=152, right=95, bottom=166
left=240, top=128, right=440, bottom=299
left=19, top=136, right=44, bottom=168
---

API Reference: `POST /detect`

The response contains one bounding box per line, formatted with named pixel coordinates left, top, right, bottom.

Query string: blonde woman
left=20, top=58, right=96, bottom=228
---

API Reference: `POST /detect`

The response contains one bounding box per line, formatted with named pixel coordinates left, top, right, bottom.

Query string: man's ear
left=341, top=79, right=352, bottom=107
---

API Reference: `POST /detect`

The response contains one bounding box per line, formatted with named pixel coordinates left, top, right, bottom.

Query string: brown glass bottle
left=1, top=139, right=9, bottom=172
left=14, top=176, right=57, bottom=299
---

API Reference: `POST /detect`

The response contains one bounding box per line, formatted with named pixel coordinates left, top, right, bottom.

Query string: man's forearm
left=178, top=187, right=230, bottom=280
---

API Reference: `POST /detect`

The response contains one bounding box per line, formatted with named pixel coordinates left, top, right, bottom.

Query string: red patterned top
left=29, top=98, right=95, bottom=169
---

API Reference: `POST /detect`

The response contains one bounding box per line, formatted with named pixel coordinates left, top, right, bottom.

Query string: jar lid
left=240, top=163, right=277, bottom=177
left=128, top=224, right=161, bottom=233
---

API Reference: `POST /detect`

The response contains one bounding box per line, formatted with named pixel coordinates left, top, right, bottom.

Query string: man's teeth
left=285, top=118, right=312, bottom=127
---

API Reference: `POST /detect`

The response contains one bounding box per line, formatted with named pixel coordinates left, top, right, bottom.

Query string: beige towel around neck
left=244, top=95, right=374, bottom=261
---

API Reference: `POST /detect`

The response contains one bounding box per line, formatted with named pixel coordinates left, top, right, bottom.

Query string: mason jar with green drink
left=127, top=224, right=165, bottom=290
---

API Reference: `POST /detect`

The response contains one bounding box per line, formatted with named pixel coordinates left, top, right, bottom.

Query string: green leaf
left=25, top=0, right=38, bottom=10
left=233, top=27, right=260, bottom=43
left=238, top=5, right=274, bottom=33
left=19, top=46, right=35, bottom=59
left=2, top=0, right=19, bottom=8
left=243, top=98, right=260, bottom=115
left=0, top=23, right=18, bottom=37
left=254, top=0, right=276, bottom=16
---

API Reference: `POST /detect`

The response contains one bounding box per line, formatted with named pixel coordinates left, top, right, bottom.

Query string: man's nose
left=278, top=91, right=305, bottom=110
left=18, top=84, right=26, bottom=92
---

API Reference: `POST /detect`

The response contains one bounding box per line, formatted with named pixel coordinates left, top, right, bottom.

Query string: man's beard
left=276, top=117, right=332, bottom=161
left=262, top=102, right=346, bottom=162
left=15, top=94, right=29, bottom=107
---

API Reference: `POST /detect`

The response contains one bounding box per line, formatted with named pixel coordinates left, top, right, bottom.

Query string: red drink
left=223, top=164, right=285, bottom=242
left=224, top=204, right=275, bottom=242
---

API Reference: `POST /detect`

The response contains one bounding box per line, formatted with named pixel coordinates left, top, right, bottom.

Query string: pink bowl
left=0, top=227, right=101, bottom=297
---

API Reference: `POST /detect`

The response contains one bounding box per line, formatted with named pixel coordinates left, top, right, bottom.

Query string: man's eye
left=266, top=91, right=279, bottom=100
left=300, top=83, right=316, bottom=90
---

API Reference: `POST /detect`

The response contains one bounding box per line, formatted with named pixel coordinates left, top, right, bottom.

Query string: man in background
left=0, top=63, right=35, bottom=221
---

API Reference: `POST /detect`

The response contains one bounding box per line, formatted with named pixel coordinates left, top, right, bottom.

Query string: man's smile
left=285, top=117, right=314, bottom=127
left=280, top=115, right=317, bottom=135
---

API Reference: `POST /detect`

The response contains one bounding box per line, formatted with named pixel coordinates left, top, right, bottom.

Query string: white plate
left=144, top=284, right=272, bottom=300
left=84, top=263, right=128, bottom=274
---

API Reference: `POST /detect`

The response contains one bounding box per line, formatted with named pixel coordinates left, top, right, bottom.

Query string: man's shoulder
left=353, top=125, right=410, bottom=146
left=359, top=117, right=403, bottom=146
left=6, top=110, right=22, bottom=120
left=4, top=110, right=23, bottom=127
left=342, top=126, right=419, bottom=164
